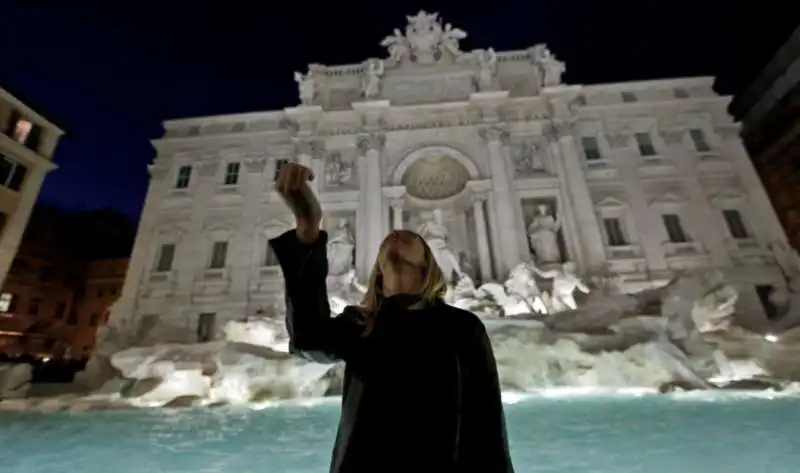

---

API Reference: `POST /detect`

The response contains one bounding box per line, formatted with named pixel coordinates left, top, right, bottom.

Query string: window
left=90, top=313, right=101, bottom=326
left=209, top=241, right=228, bottom=269
left=224, top=162, right=240, bottom=186
left=175, top=165, right=192, bottom=189
left=581, top=137, right=602, bottom=161
left=264, top=243, right=279, bottom=266
left=54, top=302, right=67, bottom=319
left=635, top=133, right=656, bottom=156
left=602, top=218, right=628, bottom=246
left=689, top=129, right=711, bottom=152
left=673, top=88, right=689, bottom=99
left=273, top=159, right=289, bottom=181
left=197, top=313, right=216, bottom=342
left=621, top=92, right=637, bottom=103
left=0, top=155, right=28, bottom=191
left=662, top=214, right=689, bottom=243
left=154, top=243, right=176, bottom=272
left=0, top=293, right=13, bottom=312
left=722, top=209, right=749, bottom=239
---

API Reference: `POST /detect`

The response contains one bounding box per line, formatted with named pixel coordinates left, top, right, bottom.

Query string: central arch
left=391, top=146, right=480, bottom=191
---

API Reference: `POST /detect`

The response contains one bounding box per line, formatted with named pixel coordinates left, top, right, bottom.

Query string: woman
left=271, top=163, right=515, bottom=473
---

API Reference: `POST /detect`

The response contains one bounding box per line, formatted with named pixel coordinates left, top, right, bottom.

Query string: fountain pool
left=1, top=392, right=798, bottom=473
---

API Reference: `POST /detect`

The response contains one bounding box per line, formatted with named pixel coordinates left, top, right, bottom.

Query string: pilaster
left=356, top=132, right=386, bottom=279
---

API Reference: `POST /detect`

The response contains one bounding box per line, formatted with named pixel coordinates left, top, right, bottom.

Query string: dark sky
left=0, top=1, right=794, bottom=221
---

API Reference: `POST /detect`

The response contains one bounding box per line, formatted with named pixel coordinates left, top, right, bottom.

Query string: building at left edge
left=0, top=86, right=63, bottom=287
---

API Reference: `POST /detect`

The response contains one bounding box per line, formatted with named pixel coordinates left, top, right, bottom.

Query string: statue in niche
left=362, top=59, right=385, bottom=99
left=514, top=140, right=546, bottom=175
left=531, top=262, right=590, bottom=312
left=324, top=153, right=353, bottom=187
left=527, top=203, right=562, bottom=264
left=327, top=220, right=355, bottom=276
left=418, top=209, right=463, bottom=284
left=531, top=44, right=566, bottom=88
left=474, top=48, right=498, bottom=92
left=293, top=71, right=315, bottom=106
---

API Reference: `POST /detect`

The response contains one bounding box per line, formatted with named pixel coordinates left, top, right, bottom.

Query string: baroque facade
left=119, top=12, right=787, bottom=341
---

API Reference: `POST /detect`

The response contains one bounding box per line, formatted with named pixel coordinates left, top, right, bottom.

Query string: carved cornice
left=604, top=132, right=630, bottom=149
left=542, top=119, right=576, bottom=141
left=357, top=133, right=386, bottom=154
left=659, top=129, right=685, bottom=145
left=477, top=125, right=509, bottom=144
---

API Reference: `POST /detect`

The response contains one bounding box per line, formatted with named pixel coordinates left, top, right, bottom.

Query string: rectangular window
left=175, top=165, right=192, bottom=189
left=224, top=162, right=240, bottom=186
left=197, top=313, right=216, bottom=342
left=635, top=133, right=656, bottom=156
left=603, top=218, right=628, bottom=246
left=722, top=209, right=749, bottom=239
left=581, top=137, right=602, bottom=161
left=673, top=88, right=689, bottom=99
left=689, top=129, right=711, bottom=152
left=273, top=159, right=289, bottom=181
left=209, top=241, right=228, bottom=269
left=155, top=243, right=176, bottom=272
left=0, top=155, right=28, bottom=191
left=662, top=214, right=689, bottom=243
left=621, top=92, right=637, bottom=103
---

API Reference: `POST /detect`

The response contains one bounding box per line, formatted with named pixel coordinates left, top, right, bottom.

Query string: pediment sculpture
left=380, top=11, right=467, bottom=66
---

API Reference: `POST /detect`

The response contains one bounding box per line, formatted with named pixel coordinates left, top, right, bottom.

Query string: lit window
left=0, top=293, right=12, bottom=312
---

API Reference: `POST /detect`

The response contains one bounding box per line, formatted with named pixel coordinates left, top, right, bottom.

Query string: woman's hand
left=276, top=163, right=322, bottom=244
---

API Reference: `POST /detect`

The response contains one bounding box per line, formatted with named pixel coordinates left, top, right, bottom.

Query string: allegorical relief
left=323, top=151, right=357, bottom=190
left=512, top=139, right=549, bottom=177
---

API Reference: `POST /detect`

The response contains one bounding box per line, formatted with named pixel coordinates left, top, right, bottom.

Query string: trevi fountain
left=2, top=11, right=800, bottom=473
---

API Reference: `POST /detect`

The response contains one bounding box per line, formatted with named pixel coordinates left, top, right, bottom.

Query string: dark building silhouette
left=0, top=204, right=134, bottom=359
left=714, top=10, right=800, bottom=248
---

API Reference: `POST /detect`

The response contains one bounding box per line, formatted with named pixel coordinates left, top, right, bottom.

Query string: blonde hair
left=359, top=232, right=447, bottom=317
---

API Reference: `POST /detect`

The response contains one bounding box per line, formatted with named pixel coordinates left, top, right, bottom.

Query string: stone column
left=390, top=197, right=405, bottom=230
left=479, top=125, right=520, bottom=278
left=470, top=192, right=493, bottom=282
left=293, top=138, right=321, bottom=194
left=356, top=132, right=386, bottom=279
left=546, top=120, right=607, bottom=272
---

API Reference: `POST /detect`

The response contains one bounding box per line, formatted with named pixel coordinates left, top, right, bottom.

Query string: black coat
left=270, top=230, right=515, bottom=473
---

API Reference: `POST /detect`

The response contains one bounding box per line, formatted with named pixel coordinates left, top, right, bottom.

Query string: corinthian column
left=293, top=138, right=321, bottom=194
left=479, top=125, right=520, bottom=278
left=356, top=132, right=386, bottom=279
left=470, top=192, right=493, bottom=283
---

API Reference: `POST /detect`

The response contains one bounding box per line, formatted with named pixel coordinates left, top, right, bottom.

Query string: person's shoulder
left=339, top=305, right=370, bottom=324
left=436, top=301, right=488, bottom=338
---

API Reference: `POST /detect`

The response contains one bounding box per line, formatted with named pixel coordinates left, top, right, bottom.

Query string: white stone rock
left=0, top=363, right=32, bottom=399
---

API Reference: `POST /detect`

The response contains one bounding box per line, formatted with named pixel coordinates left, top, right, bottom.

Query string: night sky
left=0, top=1, right=794, bottom=221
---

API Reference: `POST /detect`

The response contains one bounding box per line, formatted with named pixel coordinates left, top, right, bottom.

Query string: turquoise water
left=1, top=393, right=798, bottom=473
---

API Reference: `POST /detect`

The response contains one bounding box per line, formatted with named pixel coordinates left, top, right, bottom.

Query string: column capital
left=477, top=125, right=509, bottom=144
left=543, top=118, right=577, bottom=141
left=357, top=132, right=386, bottom=154
left=292, top=137, right=322, bottom=158
left=469, top=191, right=490, bottom=205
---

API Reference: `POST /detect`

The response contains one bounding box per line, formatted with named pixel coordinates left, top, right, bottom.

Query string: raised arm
left=272, top=162, right=364, bottom=364
left=455, top=315, right=515, bottom=472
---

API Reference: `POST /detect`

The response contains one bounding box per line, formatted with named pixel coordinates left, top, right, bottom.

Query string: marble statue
left=475, top=48, right=498, bottom=92
left=327, top=220, right=355, bottom=276
left=293, top=71, right=315, bottom=106
left=418, top=209, right=463, bottom=283
left=380, top=11, right=466, bottom=65
left=527, top=204, right=562, bottom=264
left=362, top=59, right=384, bottom=99
left=532, top=262, right=589, bottom=312
left=505, top=263, right=549, bottom=314
left=532, top=44, right=566, bottom=88
left=323, top=153, right=353, bottom=187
